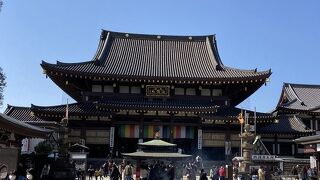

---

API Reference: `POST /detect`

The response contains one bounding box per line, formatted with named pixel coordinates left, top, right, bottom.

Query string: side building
left=263, top=83, right=318, bottom=157
left=5, top=30, right=274, bottom=160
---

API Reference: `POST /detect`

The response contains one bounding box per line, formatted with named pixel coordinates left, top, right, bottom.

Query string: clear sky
left=0, top=1, right=319, bottom=113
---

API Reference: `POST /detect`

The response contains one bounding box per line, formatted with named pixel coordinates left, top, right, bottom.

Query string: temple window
left=186, top=88, right=196, bottom=95
left=175, top=88, right=184, bottom=95
left=131, top=86, right=141, bottom=94
left=92, top=85, right=102, bottom=92
left=201, top=89, right=211, bottom=96
left=212, top=89, right=222, bottom=96
left=103, top=85, right=114, bottom=93
left=119, top=86, right=129, bottom=93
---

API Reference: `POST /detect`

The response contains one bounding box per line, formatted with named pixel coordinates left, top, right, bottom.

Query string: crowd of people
left=291, top=165, right=318, bottom=180
left=85, top=156, right=210, bottom=180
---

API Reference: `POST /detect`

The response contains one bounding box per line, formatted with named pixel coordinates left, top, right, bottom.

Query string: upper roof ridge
left=101, top=29, right=215, bottom=41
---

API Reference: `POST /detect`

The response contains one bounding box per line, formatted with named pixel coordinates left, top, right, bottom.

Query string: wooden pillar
left=139, top=113, right=144, bottom=141
left=225, top=121, right=231, bottom=160
left=136, top=159, right=141, bottom=180
left=170, top=114, right=174, bottom=143
left=275, top=134, right=279, bottom=155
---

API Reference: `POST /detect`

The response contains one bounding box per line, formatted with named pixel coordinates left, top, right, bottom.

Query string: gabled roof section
left=0, top=113, right=52, bottom=138
left=253, top=136, right=270, bottom=155
left=4, top=105, right=60, bottom=127
left=41, top=29, right=271, bottom=81
left=200, top=106, right=275, bottom=123
left=277, top=83, right=320, bottom=114
left=294, top=134, right=320, bottom=144
left=31, top=102, right=102, bottom=116
left=260, top=115, right=314, bottom=134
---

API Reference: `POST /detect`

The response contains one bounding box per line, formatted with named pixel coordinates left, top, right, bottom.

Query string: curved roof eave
left=41, top=61, right=271, bottom=82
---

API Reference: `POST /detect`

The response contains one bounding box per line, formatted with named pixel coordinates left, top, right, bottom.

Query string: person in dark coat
left=200, top=169, right=208, bottom=180
left=110, top=164, right=120, bottom=180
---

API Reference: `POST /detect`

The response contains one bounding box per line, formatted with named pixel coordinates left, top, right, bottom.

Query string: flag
left=238, top=112, right=244, bottom=124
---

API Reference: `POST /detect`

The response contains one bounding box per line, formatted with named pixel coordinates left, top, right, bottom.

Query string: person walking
left=258, top=166, right=265, bottom=180
left=110, top=164, right=121, bottom=180
left=218, top=166, right=225, bottom=180
left=124, top=161, right=133, bottom=180
left=200, top=169, right=208, bottom=180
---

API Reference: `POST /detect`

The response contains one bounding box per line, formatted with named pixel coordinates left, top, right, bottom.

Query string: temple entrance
left=87, top=144, right=109, bottom=158
left=118, top=138, right=138, bottom=154
left=174, top=139, right=195, bottom=155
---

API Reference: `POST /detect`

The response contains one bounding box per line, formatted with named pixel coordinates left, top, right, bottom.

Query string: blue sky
left=0, top=1, right=319, bottom=113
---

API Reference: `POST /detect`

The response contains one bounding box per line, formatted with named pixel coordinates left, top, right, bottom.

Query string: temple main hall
left=5, top=30, right=304, bottom=160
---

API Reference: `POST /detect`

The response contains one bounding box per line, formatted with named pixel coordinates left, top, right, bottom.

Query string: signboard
left=317, top=143, right=320, bottom=152
left=249, top=125, right=255, bottom=132
left=252, top=155, right=276, bottom=161
left=198, top=129, right=202, bottom=150
left=146, top=85, right=170, bottom=97
left=304, top=144, right=316, bottom=153
left=109, top=127, right=115, bottom=148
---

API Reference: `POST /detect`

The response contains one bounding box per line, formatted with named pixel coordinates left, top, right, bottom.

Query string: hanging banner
left=198, top=129, right=202, bottom=150
left=310, top=156, right=317, bottom=169
left=110, top=127, right=115, bottom=147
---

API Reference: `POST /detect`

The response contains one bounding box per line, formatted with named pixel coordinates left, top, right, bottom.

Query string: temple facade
left=5, top=30, right=278, bottom=160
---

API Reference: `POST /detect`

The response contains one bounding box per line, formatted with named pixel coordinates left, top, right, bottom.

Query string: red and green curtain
left=173, top=126, right=194, bottom=139
left=143, top=125, right=194, bottom=139
left=119, top=125, right=139, bottom=138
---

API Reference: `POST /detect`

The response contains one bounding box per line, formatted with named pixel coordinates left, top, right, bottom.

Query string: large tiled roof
left=41, top=30, right=271, bottom=81
left=0, top=113, right=52, bottom=138
left=277, top=83, right=320, bottom=114
left=259, top=115, right=314, bottom=134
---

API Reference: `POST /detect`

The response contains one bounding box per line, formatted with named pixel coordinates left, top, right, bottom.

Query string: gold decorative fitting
left=265, top=78, right=270, bottom=82
left=113, top=83, right=117, bottom=87
left=65, top=81, right=69, bottom=85
left=189, top=36, right=192, bottom=40
left=157, top=35, right=161, bottom=39
left=125, top=34, right=129, bottom=37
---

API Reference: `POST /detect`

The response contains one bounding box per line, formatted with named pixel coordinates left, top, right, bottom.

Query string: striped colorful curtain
left=173, top=126, right=194, bottom=139
left=143, top=126, right=170, bottom=139
left=119, top=125, right=139, bottom=138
